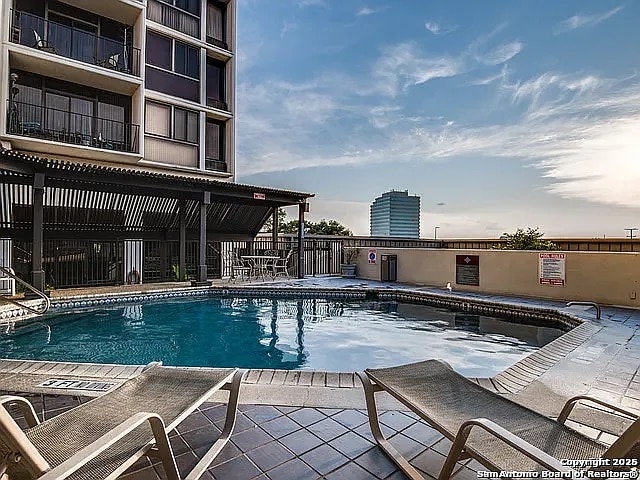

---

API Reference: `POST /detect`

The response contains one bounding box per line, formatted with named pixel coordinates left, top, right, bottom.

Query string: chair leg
left=148, top=416, right=180, bottom=480
left=184, top=370, right=245, bottom=480
left=356, top=373, right=426, bottom=480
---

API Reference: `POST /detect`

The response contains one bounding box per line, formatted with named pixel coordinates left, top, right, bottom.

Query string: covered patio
left=0, top=148, right=313, bottom=291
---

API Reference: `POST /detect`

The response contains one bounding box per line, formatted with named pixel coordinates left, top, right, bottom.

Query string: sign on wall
left=455, top=255, right=479, bottom=286
left=539, top=253, right=566, bottom=286
left=368, top=249, right=377, bottom=264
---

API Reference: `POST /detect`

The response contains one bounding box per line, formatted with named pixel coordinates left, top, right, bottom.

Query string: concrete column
left=195, top=192, right=211, bottom=285
left=179, top=199, right=186, bottom=281
left=297, top=202, right=305, bottom=279
left=31, top=173, right=45, bottom=291
left=271, top=208, right=278, bottom=250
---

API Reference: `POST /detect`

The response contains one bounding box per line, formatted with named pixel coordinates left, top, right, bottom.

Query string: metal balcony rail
left=0, top=266, right=50, bottom=315
left=7, top=100, right=140, bottom=154
left=10, top=9, right=140, bottom=76
left=147, top=0, right=200, bottom=38
left=204, top=159, right=227, bottom=172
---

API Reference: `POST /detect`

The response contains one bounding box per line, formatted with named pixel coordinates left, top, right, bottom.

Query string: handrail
left=0, top=266, right=50, bottom=315
left=565, top=301, right=601, bottom=320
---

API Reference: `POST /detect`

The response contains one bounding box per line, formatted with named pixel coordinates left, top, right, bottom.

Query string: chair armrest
left=38, top=412, right=168, bottom=480
left=557, top=395, right=639, bottom=424
left=0, top=395, right=40, bottom=427
left=454, top=418, right=576, bottom=473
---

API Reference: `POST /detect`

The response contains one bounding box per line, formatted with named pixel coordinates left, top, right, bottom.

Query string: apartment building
left=0, top=0, right=313, bottom=291
left=0, top=0, right=236, bottom=178
left=370, top=190, right=421, bottom=238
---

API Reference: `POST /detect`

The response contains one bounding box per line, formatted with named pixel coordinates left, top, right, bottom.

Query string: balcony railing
left=147, top=0, right=200, bottom=38
left=206, top=98, right=228, bottom=111
left=7, top=100, right=140, bottom=154
left=10, top=10, right=140, bottom=77
left=205, top=159, right=227, bottom=172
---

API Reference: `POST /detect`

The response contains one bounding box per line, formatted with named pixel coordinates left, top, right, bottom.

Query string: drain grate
left=37, top=379, right=116, bottom=392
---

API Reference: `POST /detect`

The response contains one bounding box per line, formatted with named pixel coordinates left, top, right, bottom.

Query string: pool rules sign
left=539, top=253, right=566, bottom=286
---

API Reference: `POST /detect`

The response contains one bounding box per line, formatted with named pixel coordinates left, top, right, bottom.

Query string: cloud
left=425, top=21, right=441, bottom=34
left=425, top=21, right=457, bottom=35
left=280, top=20, right=297, bottom=38
left=357, top=6, right=378, bottom=16
left=470, top=65, right=510, bottom=86
left=373, top=43, right=466, bottom=96
left=476, top=40, right=524, bottom=66
left=298, top=0, right=325, bottom=7
left=554, top=6, right=623, bottom=34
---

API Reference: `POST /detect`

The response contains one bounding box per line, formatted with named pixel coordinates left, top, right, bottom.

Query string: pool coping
left=0, top=283, right=605, bottom=399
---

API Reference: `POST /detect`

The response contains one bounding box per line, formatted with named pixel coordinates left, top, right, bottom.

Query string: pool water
left=0, top=297, right=567, bottom=377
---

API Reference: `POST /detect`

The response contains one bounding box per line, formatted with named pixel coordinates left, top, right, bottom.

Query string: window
left=145, top=102, right=171, bottom=137
left=172, top=0, right=199, bottom=16
left=174, top=107, right=198, bottom=143
left=205, top=119, right=224, bottom=160
left=206, top=1, right=225, bottom=46
left=146, top=32, right=172, bottom=70
left=206, top=58, right=225, bottom=106
left=145, top=101, right=198, bottom=144
left=145, top=32, right=199, bottom=79
left=174, top=41, right=199, bottom=79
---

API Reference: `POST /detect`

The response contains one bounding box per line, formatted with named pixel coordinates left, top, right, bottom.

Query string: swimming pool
left=0, top=296, right=567, bottom=377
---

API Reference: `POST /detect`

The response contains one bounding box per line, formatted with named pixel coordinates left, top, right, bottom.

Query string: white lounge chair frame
left=0, top=366, right=245, bottom=479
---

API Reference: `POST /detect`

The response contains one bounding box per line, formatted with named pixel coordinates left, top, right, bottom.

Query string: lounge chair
left=357, top=360, right=639, bottom=480
left=0, top=365, right=245, bottom=479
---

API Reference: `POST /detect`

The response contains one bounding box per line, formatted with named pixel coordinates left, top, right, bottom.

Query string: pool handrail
left=565, top=301, right=601, bottom=320
left=0, top=266, right=50, bottom=315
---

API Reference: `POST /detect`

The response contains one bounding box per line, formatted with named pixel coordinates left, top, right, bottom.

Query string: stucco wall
left=356, top=248, right=640, bottom=307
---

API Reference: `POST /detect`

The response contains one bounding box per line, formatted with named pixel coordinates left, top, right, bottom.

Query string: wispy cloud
left=373, top=43, right=466, bottom=96
left=554, top=6, right=623, bottom=34
left=470, top=65, right=510, bottom=86
left=357, top=6, right=379, bottom=16
left=280, top=20, right=297, bottom=38
left=424, top=21, right=456, bottom=35
left=298, top=0, right=326, bottom=7
left=476, top=40, right=524, bottom=65
left=425, top=21, right=441, bottom=34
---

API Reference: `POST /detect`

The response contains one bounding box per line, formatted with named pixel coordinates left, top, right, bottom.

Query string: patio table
left=241, top=255, right=279, bottom=280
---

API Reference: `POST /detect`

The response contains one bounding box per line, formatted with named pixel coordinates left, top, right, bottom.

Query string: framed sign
left=368, top=249, right=377, bottom=264
left=539, top=253, right=565, bottom=286
left=456, top=255, right=479, bottom=286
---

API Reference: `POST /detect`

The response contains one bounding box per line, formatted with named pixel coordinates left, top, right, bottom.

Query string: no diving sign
left=368, top=249, right=377, bottom=264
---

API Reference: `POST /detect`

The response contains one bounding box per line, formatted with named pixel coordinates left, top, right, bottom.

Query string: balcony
left=147, top=0, right=200, bottom=38
left=205, top=159, right=227, bottom=172
left=7, top=100, right=140, bottom=154
left=10, top=10, right=140, bottom=77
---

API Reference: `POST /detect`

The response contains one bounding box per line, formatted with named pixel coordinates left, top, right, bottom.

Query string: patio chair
left=273, top=249, right=294, bottom=277
left=0, top=365, right=245, bottom=480
left=357, top=359, right=639, bottom=480
left=32, top=30, right=57, bottom=54
left=223, top=251, right=251, bottom=282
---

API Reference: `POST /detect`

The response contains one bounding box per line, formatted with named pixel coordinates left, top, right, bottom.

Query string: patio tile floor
left=2, top=392, right=477, bottom=480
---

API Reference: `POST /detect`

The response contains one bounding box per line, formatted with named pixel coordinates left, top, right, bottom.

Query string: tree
left=263, top=211, right=354, bottom=236
left=260, top=208, right=287, bottom=233
left=498, top=227, right=559, bottom=250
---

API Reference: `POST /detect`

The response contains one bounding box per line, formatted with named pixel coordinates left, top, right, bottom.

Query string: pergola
left=0, top=148, right=313, bottom=290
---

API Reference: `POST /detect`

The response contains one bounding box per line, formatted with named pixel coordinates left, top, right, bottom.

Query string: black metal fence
left=13, top=240, right=123, bottom=289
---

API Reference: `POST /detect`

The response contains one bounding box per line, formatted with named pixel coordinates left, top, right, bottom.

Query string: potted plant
left=340, top=247, right=360, bottom=278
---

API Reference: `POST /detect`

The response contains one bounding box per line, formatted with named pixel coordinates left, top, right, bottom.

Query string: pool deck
left=1, top=277, right=639, bottom=479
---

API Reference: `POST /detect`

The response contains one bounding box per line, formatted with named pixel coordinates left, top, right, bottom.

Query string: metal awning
left=0, top=149, right=313, bottom=240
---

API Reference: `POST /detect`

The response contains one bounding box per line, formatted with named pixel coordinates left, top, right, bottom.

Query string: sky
left=234, top=1, right=640, bottom=238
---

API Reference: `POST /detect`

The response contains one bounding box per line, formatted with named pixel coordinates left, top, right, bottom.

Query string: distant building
left=370, top=190, right=420, bottom=237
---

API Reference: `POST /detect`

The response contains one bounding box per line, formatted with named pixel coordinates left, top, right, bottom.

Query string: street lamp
left=434, top=226, right=440, bottom=239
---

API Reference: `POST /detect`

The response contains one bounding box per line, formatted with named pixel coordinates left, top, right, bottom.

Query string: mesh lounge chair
left=358, top=360, right=640, bottom=480
left=0, top=365, right=244, bottom=480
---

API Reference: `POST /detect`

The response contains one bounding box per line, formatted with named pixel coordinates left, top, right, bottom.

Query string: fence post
left=312, top=240, right=317, bottom=277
